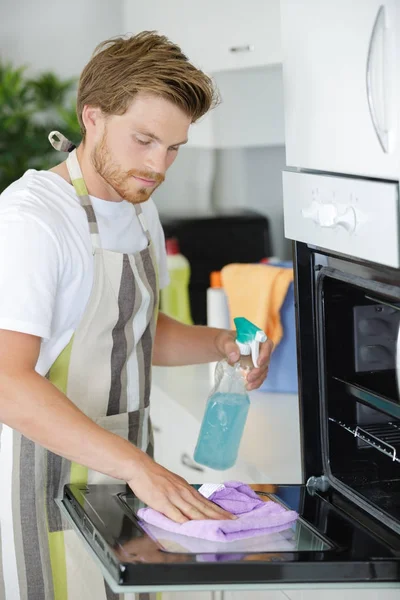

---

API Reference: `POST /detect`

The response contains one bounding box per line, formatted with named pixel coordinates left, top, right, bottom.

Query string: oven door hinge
left=306, top=475, right=331, bottom=495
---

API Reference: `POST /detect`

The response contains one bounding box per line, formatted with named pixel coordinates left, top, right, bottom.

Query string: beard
left=91, top=130, right=165, bottom=204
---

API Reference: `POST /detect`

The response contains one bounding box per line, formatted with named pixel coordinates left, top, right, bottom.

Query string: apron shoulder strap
left=134, top=204, right=151, bottom=243
left=48, top=131, right=76, bottom=153
left=66, top=149, right=101, bottom=251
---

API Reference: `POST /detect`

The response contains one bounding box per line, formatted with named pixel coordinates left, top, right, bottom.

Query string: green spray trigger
left=234, top=317, right=267, bottom=368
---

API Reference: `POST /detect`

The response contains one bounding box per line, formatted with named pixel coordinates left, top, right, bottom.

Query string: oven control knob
left=316, top=203, right=338, bottom=227
left=335, top=206, right=357, bottom=233
left=302, top=202, right=357, bottom=233
left=301, top=201, right=320, bottom=222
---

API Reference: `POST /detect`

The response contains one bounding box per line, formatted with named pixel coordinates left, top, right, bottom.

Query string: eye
left=135, top=137, right=151, bottom=146
left=169, top=146, right=179, bottom=152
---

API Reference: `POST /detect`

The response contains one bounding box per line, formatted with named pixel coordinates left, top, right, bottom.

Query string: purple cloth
left=137, top=481, right=298, bottom=543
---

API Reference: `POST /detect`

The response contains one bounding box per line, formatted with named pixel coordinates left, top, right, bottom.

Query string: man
left=0, top=32, right=273, bottom=599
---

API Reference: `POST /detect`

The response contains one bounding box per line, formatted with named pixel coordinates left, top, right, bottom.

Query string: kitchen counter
left=151, top=363, right=303, bottom=485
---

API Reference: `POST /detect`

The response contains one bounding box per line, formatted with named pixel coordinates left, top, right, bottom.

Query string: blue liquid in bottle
left=193, top=392, right=250, bottom=470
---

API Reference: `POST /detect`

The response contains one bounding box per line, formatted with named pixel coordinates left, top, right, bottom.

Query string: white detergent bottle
left=193, top=317, right=267, bottom=470
left=207, top=270, right=231, bottom=383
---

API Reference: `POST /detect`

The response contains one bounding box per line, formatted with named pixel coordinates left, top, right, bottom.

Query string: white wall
left=153, top=148, right=217, bottom=217
left=153, top=145, right=290, bottom=260
left=213, top=146, right=290, bottom=260
left=0, top=0, right=123, bottom=77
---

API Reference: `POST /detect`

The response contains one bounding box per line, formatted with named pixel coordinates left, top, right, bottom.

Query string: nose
left=146, top=147, right=168, bottom=177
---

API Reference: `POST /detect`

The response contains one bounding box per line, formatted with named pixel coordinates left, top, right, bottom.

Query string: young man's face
left=90, top=93, right=191, bottom=204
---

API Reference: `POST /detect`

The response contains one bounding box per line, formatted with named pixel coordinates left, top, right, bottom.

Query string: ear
left=81, top=105, right=105, bottom=138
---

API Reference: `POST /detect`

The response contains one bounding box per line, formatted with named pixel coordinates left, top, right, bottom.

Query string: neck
left=75, top=143, right=123, bottom=202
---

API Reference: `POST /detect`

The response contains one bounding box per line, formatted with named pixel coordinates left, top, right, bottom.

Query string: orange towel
left=221, top=263, right=294, bottom=347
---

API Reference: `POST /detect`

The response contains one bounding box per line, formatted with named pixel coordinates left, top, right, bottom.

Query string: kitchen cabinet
left=123, top=0, right=285, bottom=149
left=123, top=0, right=282, bottom=74
left=281, top=0, right=400, bottom=179
left=186, top=65, right=285, bottom=148
left=211, top=65, right=285, bottom=148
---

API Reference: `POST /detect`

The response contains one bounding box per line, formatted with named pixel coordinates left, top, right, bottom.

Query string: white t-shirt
left=0, top=170, right=169, bottom=376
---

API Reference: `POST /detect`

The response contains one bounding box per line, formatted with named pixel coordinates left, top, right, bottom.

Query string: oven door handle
left=365, top=4, right=397, bottom=154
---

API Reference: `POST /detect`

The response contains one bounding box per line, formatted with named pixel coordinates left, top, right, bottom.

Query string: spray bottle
left=193, top=317, right=267, bottom=470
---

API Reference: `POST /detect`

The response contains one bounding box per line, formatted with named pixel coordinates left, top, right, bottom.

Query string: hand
left=214, top=329, right=274, bottom=391
left=245, top=337, right=274, bottom=390
left=127, top=452, right=236, bottom=523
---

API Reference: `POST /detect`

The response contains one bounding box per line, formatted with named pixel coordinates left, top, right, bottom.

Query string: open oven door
left=59, top=481, right=400, bottom=594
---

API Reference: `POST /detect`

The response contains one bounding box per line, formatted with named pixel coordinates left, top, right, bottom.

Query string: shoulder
left=0, top=170, right=83, bottom=243
left=1, top=168, right=79, bottom=208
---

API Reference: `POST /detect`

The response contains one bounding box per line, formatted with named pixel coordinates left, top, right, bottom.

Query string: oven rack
left=329, top=418, right=400, bottom=463
left=332, top=376, right=400, bottom=421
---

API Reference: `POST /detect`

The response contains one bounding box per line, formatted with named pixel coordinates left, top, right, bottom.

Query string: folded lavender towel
left=137, top=481, right=298, bottom=543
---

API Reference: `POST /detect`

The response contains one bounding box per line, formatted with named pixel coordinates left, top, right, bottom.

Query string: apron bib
left=0, top=137, right=160, bottom=600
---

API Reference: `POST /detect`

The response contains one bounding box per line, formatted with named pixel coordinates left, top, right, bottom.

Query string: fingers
left=246, top=338, right=273, bottom=390
left=149, top=483, right=236, bottom=523
left=179, top=487, right=236, bottom=520
left=226, top=343, right=240, bottom=365
left=158, top=501, right=190, bottom=524
left=246, top=366, right=269, bottom=390
left=174, top=495, right=236, bottom=521
left=169, top=497, right=210, bottom=521
left=128, top=460, right=237, bottom=524
left=214, top=329, right=239, bottom=364
left=258, top=339, right=274, bottom=365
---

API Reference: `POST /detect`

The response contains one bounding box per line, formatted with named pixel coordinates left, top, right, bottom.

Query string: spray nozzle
left=233, top=317, right=267, bottom=368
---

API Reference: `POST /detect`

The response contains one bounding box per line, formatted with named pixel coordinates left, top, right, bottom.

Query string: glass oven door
left=60, top=482, right=400, bottom=593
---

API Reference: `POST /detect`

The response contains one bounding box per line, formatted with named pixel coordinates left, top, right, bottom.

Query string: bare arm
left=0, top=329, right=234, bottom=523
left=153, top=311, right=238, bottom=366
left=0, top=330, right=139, bottom=478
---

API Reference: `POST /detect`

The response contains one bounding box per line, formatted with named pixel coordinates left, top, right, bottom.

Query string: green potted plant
left=0, top=62, right=81, bottom=192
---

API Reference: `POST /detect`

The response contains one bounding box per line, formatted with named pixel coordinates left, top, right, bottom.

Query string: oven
left=286, top=168, right=400, bottom=539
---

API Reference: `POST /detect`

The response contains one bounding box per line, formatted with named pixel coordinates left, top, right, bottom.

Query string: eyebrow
left=136, top=130, right=188, bottom=146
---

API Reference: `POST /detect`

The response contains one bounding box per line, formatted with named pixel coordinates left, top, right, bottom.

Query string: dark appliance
left=160, top=210, right=271, bottom=324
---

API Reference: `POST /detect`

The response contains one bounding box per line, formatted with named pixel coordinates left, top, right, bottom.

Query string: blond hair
left=76, top=31, right=219, bottom=137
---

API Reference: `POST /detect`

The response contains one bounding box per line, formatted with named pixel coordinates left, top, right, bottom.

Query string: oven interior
left=320, top=273, right=400, bottom=530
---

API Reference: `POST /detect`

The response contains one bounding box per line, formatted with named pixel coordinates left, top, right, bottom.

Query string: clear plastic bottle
left=193, top=360, right=250, bottom=470
left=194, top=317, right=267, bottom=470
left=160, top=237, right=193, bottom=325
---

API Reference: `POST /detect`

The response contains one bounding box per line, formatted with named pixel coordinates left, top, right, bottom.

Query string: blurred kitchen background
left=1, top=0, right=291, bottom=329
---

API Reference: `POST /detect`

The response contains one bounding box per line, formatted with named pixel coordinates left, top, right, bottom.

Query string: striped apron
left=0, top=142, right=160, bottom=600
